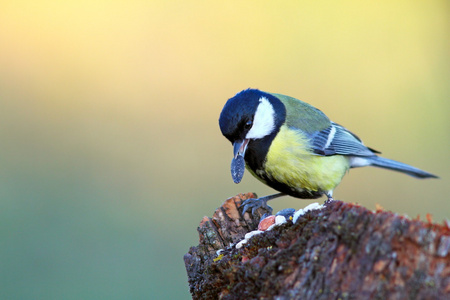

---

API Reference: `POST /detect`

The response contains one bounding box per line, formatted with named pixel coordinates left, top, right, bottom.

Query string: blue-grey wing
left=308, top=122, right=379, bottom=156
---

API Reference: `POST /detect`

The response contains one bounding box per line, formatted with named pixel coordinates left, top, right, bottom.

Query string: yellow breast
left=264, top=126, right=349, bottom=193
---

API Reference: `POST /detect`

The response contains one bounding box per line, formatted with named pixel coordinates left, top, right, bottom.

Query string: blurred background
left=0, top=1, right=448, bottom=299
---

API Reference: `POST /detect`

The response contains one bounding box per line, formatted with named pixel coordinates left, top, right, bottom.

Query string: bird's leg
left=240, top=192, right=285, bottom=215
left=325, top=192, right=334, bottom=204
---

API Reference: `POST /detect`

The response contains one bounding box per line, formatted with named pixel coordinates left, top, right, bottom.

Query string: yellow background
left=0, top=1, right=448, bottom=298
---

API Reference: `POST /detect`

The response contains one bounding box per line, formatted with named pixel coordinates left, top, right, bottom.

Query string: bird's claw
left=324, top=196, right=335, bottom=205
left=240, top=198, right=273, bottom=215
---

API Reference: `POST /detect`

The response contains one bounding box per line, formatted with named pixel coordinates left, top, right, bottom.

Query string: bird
left=218, top=89, right=438, bottom=214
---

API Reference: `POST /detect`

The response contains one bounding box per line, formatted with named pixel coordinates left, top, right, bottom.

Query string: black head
left=219, top=89, right=285, bottom=144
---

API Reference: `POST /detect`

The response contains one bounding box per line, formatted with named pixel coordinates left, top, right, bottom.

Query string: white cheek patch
left=246, top=97, right=275, bottom=139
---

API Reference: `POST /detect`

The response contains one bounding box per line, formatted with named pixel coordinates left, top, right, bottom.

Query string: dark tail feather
left=369, top=156, right=438, bottom=179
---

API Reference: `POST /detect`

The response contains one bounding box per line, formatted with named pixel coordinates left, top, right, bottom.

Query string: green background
left=0, top=1, right=448, bottom=299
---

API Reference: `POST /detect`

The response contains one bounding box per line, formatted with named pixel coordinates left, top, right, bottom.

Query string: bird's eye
left=244, top=120, right=252, bottom=130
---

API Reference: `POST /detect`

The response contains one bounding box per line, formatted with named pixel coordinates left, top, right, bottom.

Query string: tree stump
left=184, top=193, right=450, bottom=299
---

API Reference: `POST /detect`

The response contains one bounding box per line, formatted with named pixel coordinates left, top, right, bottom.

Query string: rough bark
left=184, top=193, right=450, bottom=300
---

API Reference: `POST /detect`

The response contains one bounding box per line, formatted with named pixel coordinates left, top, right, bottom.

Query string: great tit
left=219, top=89, right=438, bottom=213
